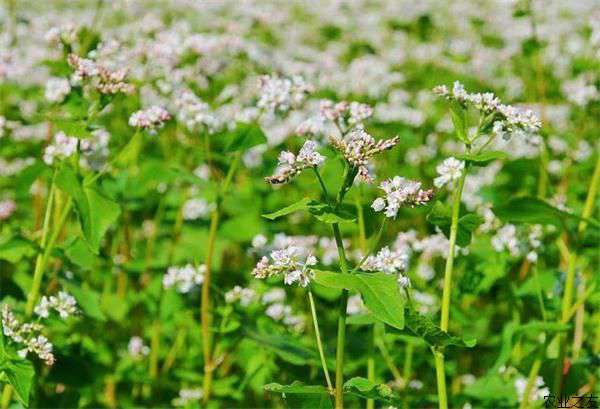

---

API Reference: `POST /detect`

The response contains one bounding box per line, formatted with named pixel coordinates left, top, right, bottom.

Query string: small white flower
left=128, top=106, right=171, bottom=132
left=372, top=176, right=433, bottom=218
left=397, top=275, right=411, bottom=289
left=43, top=132, right=78, bottom=165
left=163, top=264, right=206, bottom=293
left=128, top=336, right=150, bottom=359
left=434, top=157, right=465, bottom=189
left=45, top=78, right=71, bottom=103
left=252, top=246, right=317, bottom=287
left=183, top=198, right=215, bottom=220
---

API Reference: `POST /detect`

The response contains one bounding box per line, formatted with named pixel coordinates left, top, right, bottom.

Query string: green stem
left=26, top=194, right=72, bottom=315
left=334, top=288, right=348, bottom=409
left=440, top=171, right=467, bottom=331
left=552, top=155, right=600, bottom=395
left=201, top=150, right=242, bottom=404
left=519, top=357, right=542, bottom=409
left=353, top=218, right=386, bottom=272
left=433, top=349, right=448, bottom=409
left=402, top=342, right=414, bottom=409
left=436, top=162, right=468, bottom=409
left=308, top=290, right=334, bottom=393
left=366, top=325, right=375, bottom=409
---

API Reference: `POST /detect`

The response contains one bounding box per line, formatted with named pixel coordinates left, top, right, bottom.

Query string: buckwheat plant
left=431, top=81, right=541, bottom=409
left=260, top=97, right=432, bottom=408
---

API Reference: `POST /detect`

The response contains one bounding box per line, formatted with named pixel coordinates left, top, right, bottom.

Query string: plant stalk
left=308, top=290, right=333, bottom=393
left=552, top=155, right=600, bottom=395
left=201, top=151, right=241, bottom=404
left=435, top=164, right=468, bottom=409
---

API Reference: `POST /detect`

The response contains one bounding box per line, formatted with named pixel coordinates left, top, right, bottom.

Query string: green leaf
left=343, top=377, right=398, bottom=404
left=426, top=203, right=483, bottom=246
left=314, top=271, right=405, bottom=329
left=464, top=374, right=518, bottom=405
left=263, top=198, right=313, bottom=220
left=63, top=237, right=98, bottom=269
left=265, top=382, right=330, bottom=394
left=224, top=123, right=267, bottom=152
left=64, top=282, right=107, bottom=321
left=307, top=203, right=356, bottom=224
left=115, top=131, right=143, bottom=167
left=4, top=359, right=34, bottom=407
left=246, top=332, right=321, bottom=366
left=458, top=151, right=507, bottom=166
left=265, top=382, right=333, bottom=409
left=353, top=273, right=405, bottom=330
left=56, top=164, right=121, bottom=253
left=403, top=308, right=476, bottom=348
left=448, top=101, right=469, bottom=143
left=0, top=237, right=37, bottom=263
left=494, top=196, right=600, bottom=230
left=53, top=118, right=89, bottom=138
left=263, top=199, right=356, bottom=224
left=490, top=320, right=569, bottom=372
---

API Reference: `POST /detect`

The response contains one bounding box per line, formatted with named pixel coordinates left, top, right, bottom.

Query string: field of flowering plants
left=1, top=0, right=600, bottom=408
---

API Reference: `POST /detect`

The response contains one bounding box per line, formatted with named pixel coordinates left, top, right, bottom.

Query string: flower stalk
left=201, top=150, right=242, bottom=403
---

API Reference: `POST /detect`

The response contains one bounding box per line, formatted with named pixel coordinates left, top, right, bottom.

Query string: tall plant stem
left=332, top=223, right=349, bottom=409
left=435, top=166, right=468, bottom=409
left=519, top=356, right=542, bottom=409
left=3, top=176, right=72, bottom=407
left=201, top=151, right=241, bottom=404
left=433, top=349, right=448, bottom=409
left=308, top=290, right=333, bottom=393
left=552, top=155, right=600, bottom=395
left=356, top=189, right=375, bottom=409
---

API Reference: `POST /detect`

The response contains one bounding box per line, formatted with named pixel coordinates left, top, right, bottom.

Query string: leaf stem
left=308, top=290, right=334, bottom=393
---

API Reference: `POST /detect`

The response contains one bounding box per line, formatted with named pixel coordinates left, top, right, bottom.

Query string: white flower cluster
left=257, top=75, right=313, bottom=114
left=173, top=388, right=203, bottom=407
left=434, top=81, right=541, bottom=140
left=371, top=176, right=433, bottom=218
left=2, top=305, right=55, bottom=365
left=301, top=100, right=373, bottom=135
left=491, top=224, right=543, bottom=262
left=80, top=128, right=110, bottom=170
left=561, top=74, right=599, bottom=107
left=45, top=77, right=71, bottom=103
left=0, top=199, right=16, bottom=220
left=129, top=106, right=171, bottom=132
left=265, top=140, right=325, bottom=184
left=434, top=157, right=465, bottom=189
left=182, top=198, right=215, bottom=220
left=225, top=286, right=257, bottom=307
left=265, top=303, right=305, bottom=332
left=514, top=376, right=549, bottom=403
left=363, top=246, right=410, bottom=276
left=252, top=246, right=317, bottom=287
left=346, top=294, right=366, bottom=315
left=68, top=54, right=134, bottom=94
left=34, top=291, right=78, bottom=319
left=163, top=264, right=206, bottom=293
left=43, top=131, right=78, bottom=165
left=329, top=128, right=399, bottom=183
left=174, top=89, right=220, bottom=132
left=127, top=336, right=150, bottom=359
